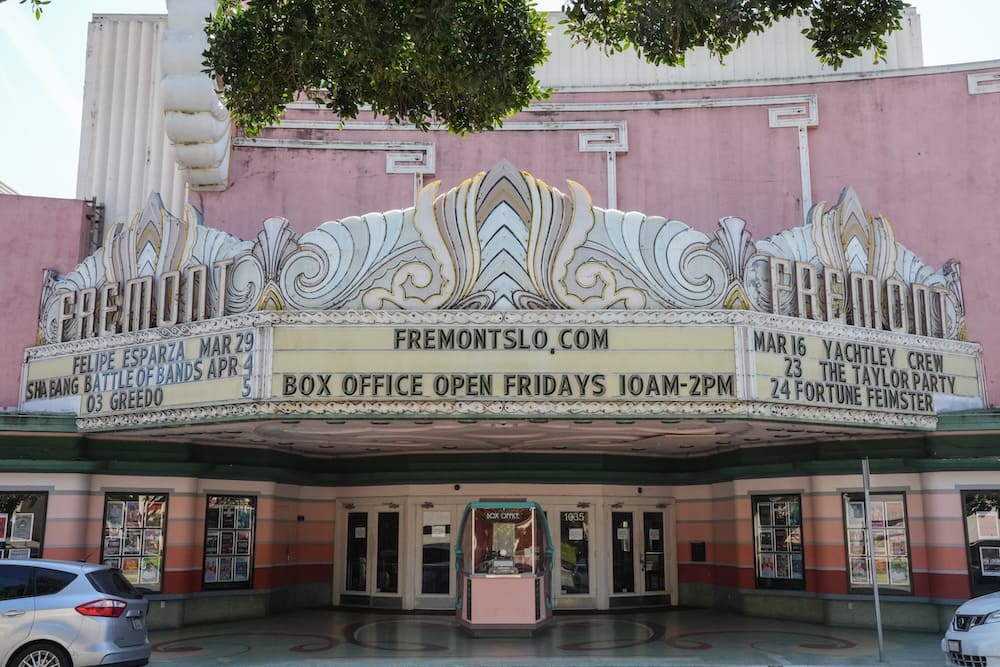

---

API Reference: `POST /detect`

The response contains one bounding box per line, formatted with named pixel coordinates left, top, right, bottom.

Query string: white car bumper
left=942, top=626, right=1000, bottom=666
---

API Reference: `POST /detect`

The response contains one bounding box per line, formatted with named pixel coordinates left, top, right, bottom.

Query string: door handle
left=3, top=610, right=26, bottom=617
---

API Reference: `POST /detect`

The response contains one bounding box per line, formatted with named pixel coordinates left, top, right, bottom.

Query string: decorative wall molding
left=75, top=398, right=936, bottom=433
left=967, top=71, right=1000, bottom=95
left=283, top=94, right=816, bottom=213
left=231, top=137, right=436, bottom=201
left=259, top=119, right=629, bottom=208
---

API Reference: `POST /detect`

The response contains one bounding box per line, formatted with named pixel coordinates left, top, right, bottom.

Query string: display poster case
left=752, top=494, right=805, bottom=590
left=100, top=492, right=168, bottom=591
left=962, top=490, right=1000, bottom=597
left=842, top=492, right=912, bottom=593
left=203, top=495, right=256, bottom=590
left=0, top=492, right=47, bottom=559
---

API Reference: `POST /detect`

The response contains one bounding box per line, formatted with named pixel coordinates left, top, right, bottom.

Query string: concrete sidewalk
left=147, top=607, right=948, bottom=666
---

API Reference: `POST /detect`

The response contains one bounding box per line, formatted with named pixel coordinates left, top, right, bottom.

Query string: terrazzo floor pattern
left=148, top=607, right=947, bottom=666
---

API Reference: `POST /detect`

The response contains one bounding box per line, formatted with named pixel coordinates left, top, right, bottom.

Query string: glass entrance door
left=611, top=511, right=635, bottom=593
left=417, top=508, right=453, bottom=609
left=641, top=511, right=666, bottom=594
left=610, top=507, right=670, bottom=604
left=343, top=508, right=401, bottom=604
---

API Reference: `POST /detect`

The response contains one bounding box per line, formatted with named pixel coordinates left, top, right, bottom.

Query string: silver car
left=0, top=559, right=150, bottom=667
left=942, top=590, right=1000, bottom=666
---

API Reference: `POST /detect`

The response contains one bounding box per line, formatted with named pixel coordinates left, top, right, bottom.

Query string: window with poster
left=961, top=490, right=1000, bottom=597
left=842, top=492, right=912, bottom=594
left=203, top=495, right=256, bottom=590
left=100, top=493, right=168, bottom=591
left=752, top=494, right=805, bottom=590
left=0, top=492, right=47, bottom=559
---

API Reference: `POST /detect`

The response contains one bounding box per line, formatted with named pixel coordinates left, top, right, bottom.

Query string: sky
left=0, top=1, right=998, bottom=199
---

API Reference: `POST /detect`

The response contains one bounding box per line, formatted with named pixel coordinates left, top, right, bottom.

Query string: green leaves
left=205, top=0, right=551, bottom=136
left=560, top=0, right=908, bottom=69
left=4, top=0, right=52, bottom=20
left=203, top=0, right=908, bottom=136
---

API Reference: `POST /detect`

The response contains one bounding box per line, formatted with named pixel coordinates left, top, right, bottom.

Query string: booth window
left=203, top=495, right=256, bottom=589
left=100, top=493, right=168, bottom=591
left=560, top=510, right=589, bottom=594
left=0, top=492, right=47, bottom=559
left=843, top=492, right=912, bottom=593
left=470, top=507, right=542, bottom=575
left=961, top=490, right=1000, bottom=597
left=752, top=494, right=805, bottom=590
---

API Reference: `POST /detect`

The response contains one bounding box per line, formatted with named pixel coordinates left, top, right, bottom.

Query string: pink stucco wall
left=0, top=196, right=89, bottom=408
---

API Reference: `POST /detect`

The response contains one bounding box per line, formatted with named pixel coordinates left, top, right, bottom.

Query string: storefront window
left=560, top=511, right=589, bottom=594
left=961, top=490, right=1000, bottom=597
left=843, top=492, right=911, bottom=593
left=752, top=494, right=804, bottom=590
left=203, top=495, right=256, bottom=589
left=0, top=492, right=47, bottom=559
left=100, top=493, right=167, bottom=591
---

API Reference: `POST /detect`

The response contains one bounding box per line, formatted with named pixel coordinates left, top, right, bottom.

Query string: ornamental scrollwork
left=37, top=163, right=965, bottom=345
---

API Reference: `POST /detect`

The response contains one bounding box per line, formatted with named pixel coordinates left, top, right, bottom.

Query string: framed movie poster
left=753, top=494, right=805, bottom=590
left=0, top=492, right=48, bottom=558
left=981, top=547, right=1000, bottom=577
left=842, top=492, right=911, bottom=594
left=203, top=495, right=256, bottom=590
left=850, top=556, right=870, bottom=585
left=10, top=513, right=34, bottom=541
left=101, top=493, right=168, bottom=591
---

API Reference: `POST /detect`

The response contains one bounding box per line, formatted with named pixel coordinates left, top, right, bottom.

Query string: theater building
left=1, top=2, right=1000, bottom=632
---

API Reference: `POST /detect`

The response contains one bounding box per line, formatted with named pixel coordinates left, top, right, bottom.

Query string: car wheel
left=10, top=643, right=70, bottom=667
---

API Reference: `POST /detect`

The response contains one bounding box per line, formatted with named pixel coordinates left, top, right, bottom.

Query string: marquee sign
left=21, top=163, right=984, bottom=431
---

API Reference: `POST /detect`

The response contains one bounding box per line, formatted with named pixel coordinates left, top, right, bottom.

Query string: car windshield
left=88, top=568, right=143, bottom=598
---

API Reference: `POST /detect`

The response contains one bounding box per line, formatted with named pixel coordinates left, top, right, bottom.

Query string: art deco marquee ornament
left=38, top=162, right=964, bottom=344
left=24, top=163, right=983, bottom=433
